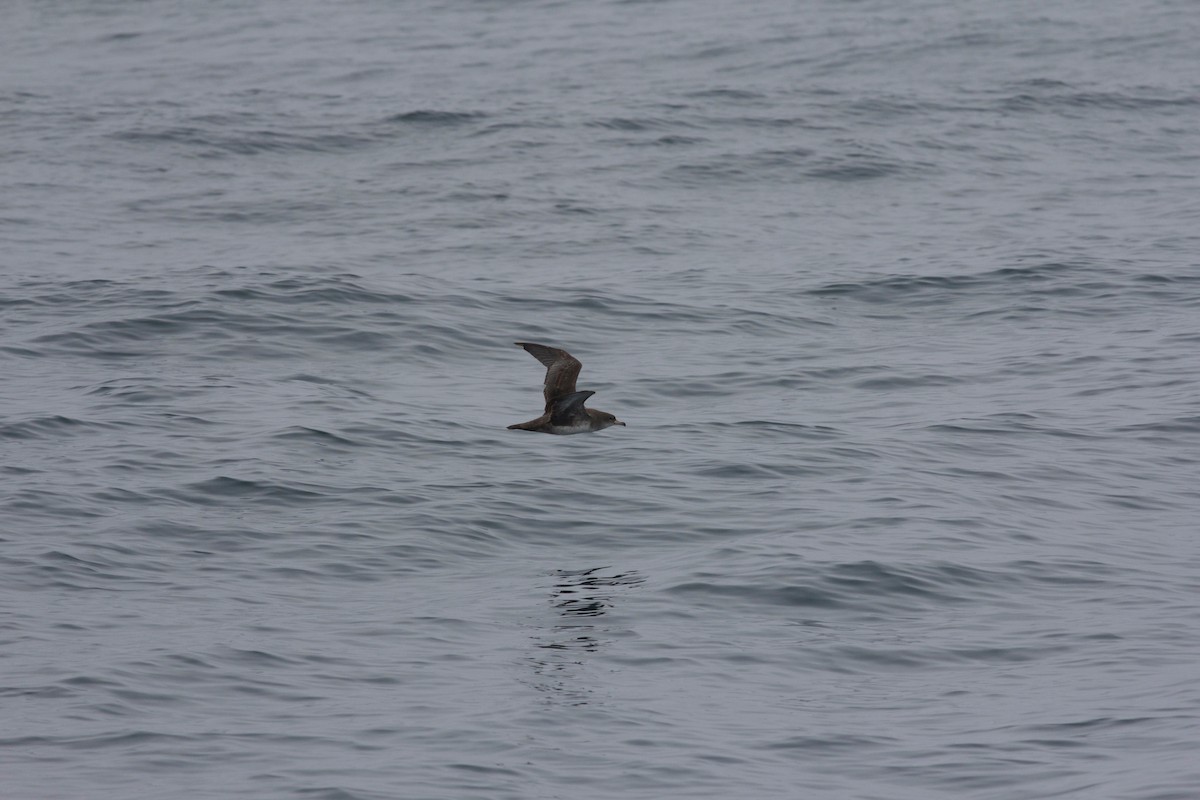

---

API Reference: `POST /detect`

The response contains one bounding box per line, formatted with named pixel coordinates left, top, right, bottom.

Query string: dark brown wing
left=515, top=342, right=582, bottom=411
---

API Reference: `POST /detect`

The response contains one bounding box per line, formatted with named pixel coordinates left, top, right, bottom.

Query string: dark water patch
left=551, top=200, right=603, bottom=215
left=29, top=302, right=401, bottom=359
left=211, top=275, right=412, bottom=305
left=170, top=476, right=331, bottom=507
left=926, top=422, right=1035, bottom=437
left=644, top=134, right=708, bottom=146
left=997, top=491, right=1086, bottom=511
left=8, top=731, right=199, bottom=751
left=765, top=733, right=894, bottom=752
left=294, top=788, right=398, bottom=800
left=686, top=420, right=844, bottom=440
left=965, top=297, right=1106, bottom=320
left=310, top=328, right=393, bottom=349
left=264, top=562, right=384, bottom=584
left=443, top=189, right=511, bottom=202
left=844, top=96, right=979, bottom=120
left=708, top=113, right=813, bottom=129
left=0, top=684, right=75, bottom=700
left=98, top=31, right=144, bottom=42
left=810, top=261, right=1103, bottom=305
left=690, top=462, right=794, bottom=480
left=0, top=345, right=40, bottom=357
left=108, top=687, right=190, bottom=707
left=334, top=422, right=472, bottom=450
left=111, top=126, right=380, bottom=156
left=208, top=340, right=308, bottom=360
left=213, top=646, right=307, bottom=668
left=383, top=110, right=487, bottom=125
left=3, top=489, right=111, bottom=521
left=1114, top=415, right=1200, bottom=434
left=684, top=88, right=766, bottom=101
left=157, top=413, right=220, bottom=430
left=855, top=373, right=965, bottom=390
left=26, top=548, right=169, bottom=590
left=272, top=426, right=361, bottom=448
left=825, top=560, right=998, bottom=601
left=88, top=485, right=181, bottom=507
left=1005, top=559, right=1122, bottom=588
left=1101, top=493, right=1176, bottom=511
left=495, top=290, right=827, bottom=340
left=665, top=558, right=1113, bottom=617
left=663, top=143, right=920, bottom=186
left=804, top=153, right=922, bottom=181
left=665, top=134, right=927, bottom=185
left=587, top=116, right=696, bottom=132
left=0, top=415, right=118, bottom=440
left=830, top=641, right=1069, bottom=670
left=664, top=160, right=750, bottom=186
left=926, top=419, right=1102, bottom=440
left=129, top=196, right=338, bottom=224
left=662, top=374, right=752, bottom=398
left=933, top=466, right=1022, bottom=482
left=1133, top=273, right=1200, bottom=286
left=5, top=279, right=184, bottom=310
left=469, top=120, right=564, bottom=138
left=85, top=378, right=184, bottom=404
left=496, top=291, right=711, bottom=326
left=1, top=465, right=42, bottom=476
left=31, top=312, right=233, bottom=350
left=129, top=519, right=279, bottom=548
left=998, top=88, right=1200, bottom=114
left=283, top=373, right=375, bottom=394
left=667, top=579, right=842, bottom=610
left=1018, top=716, right=1158, bottom=735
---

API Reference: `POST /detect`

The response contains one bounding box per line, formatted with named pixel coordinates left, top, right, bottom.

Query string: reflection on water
left=524, top=567, right=644, bottom=705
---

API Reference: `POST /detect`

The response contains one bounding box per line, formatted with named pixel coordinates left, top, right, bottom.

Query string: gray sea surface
left=3, top=1, right=1200, bottom=798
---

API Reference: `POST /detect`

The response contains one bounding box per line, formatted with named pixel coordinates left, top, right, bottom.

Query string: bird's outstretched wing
left=515, top=342, right=583, bottom=411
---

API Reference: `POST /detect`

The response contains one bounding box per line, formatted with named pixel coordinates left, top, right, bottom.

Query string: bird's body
left=507, top=342, right=625, bottom=434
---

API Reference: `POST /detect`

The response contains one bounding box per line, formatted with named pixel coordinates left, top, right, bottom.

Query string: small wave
left=383, top=110, right=487, bottom=125
left=0, top=415, right=116, bottom=440
left=854, top=374, right=965, bottom=390
left=803, top=154, right=919, bottom=181
left=271, top=426, right=360, bottom=447
left=663, top=558, right=1102, bottom=617
left=809, top=260, right=1112, bottom=306
left=999, top=88, right=1200, bottom=114
left=926, top=418, right=1099, bottom=439
left=684, top=88, right=766, bottom=101
left=666, top=143, right=925, bottom=186
left=172, top=476, right=328, bottom=506
left=647, top=134, right=708, bottom=146
left=112, top=126, right=378, bottom=156
left=766, top=734, right=895, bottom=752
left=19, top=272, right=420, bottom=358
left=1114, top=416, right=1200, bottom=434
left=213, top=275, right=411, bottom=305
left=677, top=420, right=844, bottom=439
left=586, top=116, right=694, bottom=131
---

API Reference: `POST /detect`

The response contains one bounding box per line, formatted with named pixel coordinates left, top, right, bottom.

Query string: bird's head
left=596, top=412, right=625, bottom=430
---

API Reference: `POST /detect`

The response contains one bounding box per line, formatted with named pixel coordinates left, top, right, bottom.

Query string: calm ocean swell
left=5, top=0, right=1200, bottom=798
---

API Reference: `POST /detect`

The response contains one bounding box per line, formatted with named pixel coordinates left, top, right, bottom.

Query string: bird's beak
left=616, top=420, right=626, bottom=427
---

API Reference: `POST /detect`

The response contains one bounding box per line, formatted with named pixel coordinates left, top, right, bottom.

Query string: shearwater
left=507, top=342, right=626, bottom=435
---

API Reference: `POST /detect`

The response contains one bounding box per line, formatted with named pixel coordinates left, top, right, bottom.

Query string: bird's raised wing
left=515, top=342, right=583, bottom=410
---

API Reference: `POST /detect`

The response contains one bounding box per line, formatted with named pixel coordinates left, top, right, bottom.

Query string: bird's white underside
left=545, top=422, right=594, bottom=435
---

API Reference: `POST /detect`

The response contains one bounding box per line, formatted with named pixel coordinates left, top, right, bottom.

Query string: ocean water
left=3, top=1, right=1200, bottom=798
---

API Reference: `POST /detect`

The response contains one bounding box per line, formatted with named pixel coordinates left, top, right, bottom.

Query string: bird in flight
left=507, top=342, right=625, bottom=434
